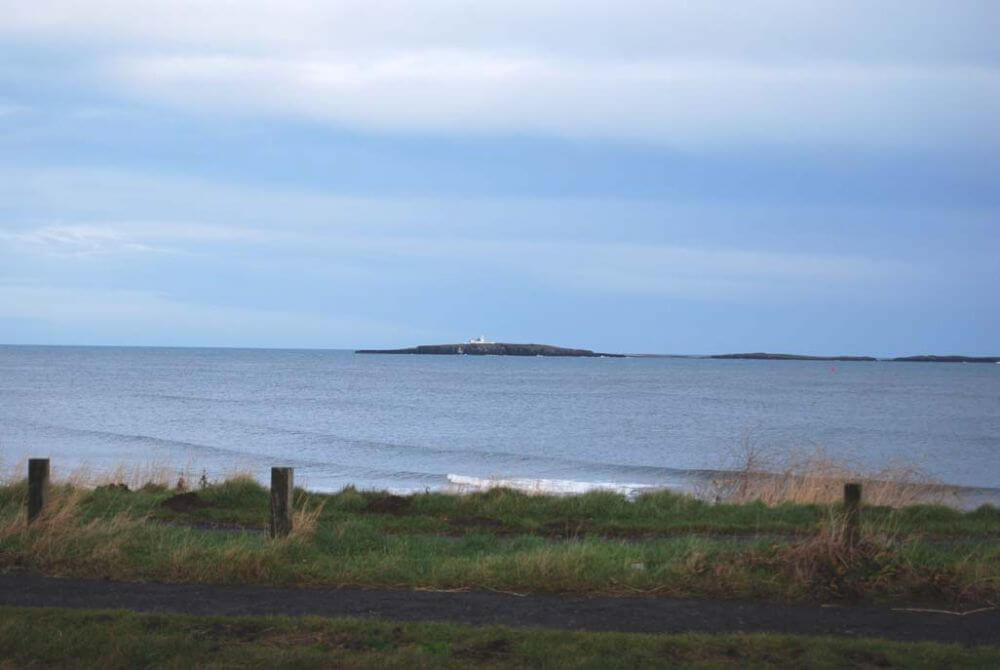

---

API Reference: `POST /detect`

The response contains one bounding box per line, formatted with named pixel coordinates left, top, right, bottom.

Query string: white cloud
left=0, top=220, right=308, bottom=257
left=2, top=2, right=997, bottom=147
left=1, top=1, right=993, bottom=65
left=104, top=52, right=999, bottom=147
left=0, top=224, right=169, bottom=256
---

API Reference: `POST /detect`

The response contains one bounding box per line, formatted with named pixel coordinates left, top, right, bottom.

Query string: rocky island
left=356, top=339, right=624, bottom=357
left=891, top=355, right=1000, bottom=364
left=356, top=343, right=998, bottom=362
left=709, top=352, right=877, bottom=362
left=709, top=352, right=999, bottom=363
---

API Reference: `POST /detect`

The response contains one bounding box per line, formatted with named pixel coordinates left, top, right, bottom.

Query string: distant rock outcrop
left=356, top=342, right=625, bottom=357
left=891, top=355, right=1000, bottom=364
left=710, top=352, right=877, bottom=362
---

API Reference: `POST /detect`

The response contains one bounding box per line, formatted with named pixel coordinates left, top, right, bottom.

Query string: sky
left=0, top=1, right=997, bottom=356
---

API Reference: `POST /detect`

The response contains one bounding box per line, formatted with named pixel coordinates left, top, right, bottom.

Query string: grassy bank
left=1, top=478, right=998, bottom=604
left=7, top=474, right=996, bottom=537
left=2, top=606, right=999, bottom=669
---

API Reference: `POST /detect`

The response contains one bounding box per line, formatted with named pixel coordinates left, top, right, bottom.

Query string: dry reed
left=708, top=435, right=953, bottom=507
left=0, top=482, right=144, bottom=573
left=289, top=493, right=326, bottom=541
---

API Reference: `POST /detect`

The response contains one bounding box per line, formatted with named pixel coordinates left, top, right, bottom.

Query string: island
left=709, top=352, right=877, bottom=362
left=891, top=355, right=1000, bottom=364
left=355, top=343, right=998, bottom=362
left=356, top=340, right=624, bottom=357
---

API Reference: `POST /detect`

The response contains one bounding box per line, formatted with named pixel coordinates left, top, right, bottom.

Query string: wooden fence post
left=844, top=482, right=862, bottom=549
left=27, top=459, right=50, bottom=523
left=270, top=467, right=294, bottom=538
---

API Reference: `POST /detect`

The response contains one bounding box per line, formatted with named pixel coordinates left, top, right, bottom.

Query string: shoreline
left=7, top=462, right=999, bottom=511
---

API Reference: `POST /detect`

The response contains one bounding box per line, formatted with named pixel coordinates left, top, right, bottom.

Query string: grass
left=45, top=474, right=996, bottom=538
left=129, top=477, right=1000, bottom=538
left=2, top=606, right=999, bottom=669
left=707, top=441, right=963, bottom=508
left=1, top=476, right=998, bottom=606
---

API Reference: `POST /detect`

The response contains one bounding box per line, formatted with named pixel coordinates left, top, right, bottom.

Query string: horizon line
left=2, top=342, right=997, bottom=361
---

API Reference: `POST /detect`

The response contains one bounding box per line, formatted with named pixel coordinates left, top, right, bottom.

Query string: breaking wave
left=446, top=474, right=662, bottom=499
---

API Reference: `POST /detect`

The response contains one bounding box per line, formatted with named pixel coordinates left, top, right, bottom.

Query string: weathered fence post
left=270, top=467, right=294, bottom=538
left=844, top=482, right=862, bottom=549
left=27, top=458, right=50, bottom=523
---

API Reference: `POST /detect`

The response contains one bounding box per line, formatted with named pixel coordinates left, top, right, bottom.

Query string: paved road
left=1, top=574, right=997, bottom=645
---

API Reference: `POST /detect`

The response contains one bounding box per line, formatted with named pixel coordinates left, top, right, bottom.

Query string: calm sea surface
left=2, top=346, right=998, bottom=503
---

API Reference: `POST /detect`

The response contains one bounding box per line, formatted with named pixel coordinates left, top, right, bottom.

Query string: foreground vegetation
left=1, top=476, right=998, bottom=606
left=2, top=606, right=998, bottom=669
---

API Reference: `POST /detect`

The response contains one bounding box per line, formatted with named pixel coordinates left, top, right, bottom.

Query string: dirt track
left=1, top=574, right=998, bottom=645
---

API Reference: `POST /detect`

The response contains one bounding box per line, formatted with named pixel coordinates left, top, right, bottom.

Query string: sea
left=2, top=345, right=999, bottom=506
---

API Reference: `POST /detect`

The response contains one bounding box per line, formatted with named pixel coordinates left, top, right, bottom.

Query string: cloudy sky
left=1, top=1, right=997, bottom=355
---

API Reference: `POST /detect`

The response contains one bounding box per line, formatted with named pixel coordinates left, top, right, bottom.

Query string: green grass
left=2, top=606, right=998, bottom=669
left=61, top=477, right=1000, bottom=538
left=1, top=479, right=998, bottom=604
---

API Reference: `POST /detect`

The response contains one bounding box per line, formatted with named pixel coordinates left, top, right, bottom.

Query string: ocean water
left=1, top=346, right=998, bottom=504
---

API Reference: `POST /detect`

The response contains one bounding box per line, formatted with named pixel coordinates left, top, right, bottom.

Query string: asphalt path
left=1, top=574, right=998, bottom=645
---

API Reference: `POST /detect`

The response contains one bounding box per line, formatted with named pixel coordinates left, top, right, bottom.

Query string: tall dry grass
left=0, top=481, right=145, bottom=573
left=0, top=476, right=287, bottom=584
left=708, top=436, right=954, bottom=507
left=288, top=492, right=326, bottom=541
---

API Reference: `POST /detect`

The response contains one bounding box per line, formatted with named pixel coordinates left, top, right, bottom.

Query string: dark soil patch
left=364, top=495, right=412, bottom=515
left=453, top=637, right=513, bottom=661
left=842, top=648, right=894, bottom=667
left=95, top=483, right=130, bottom=493
left=160, top=492, right=212, bottom=513
left=266, top=630, right=369, bottom=651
